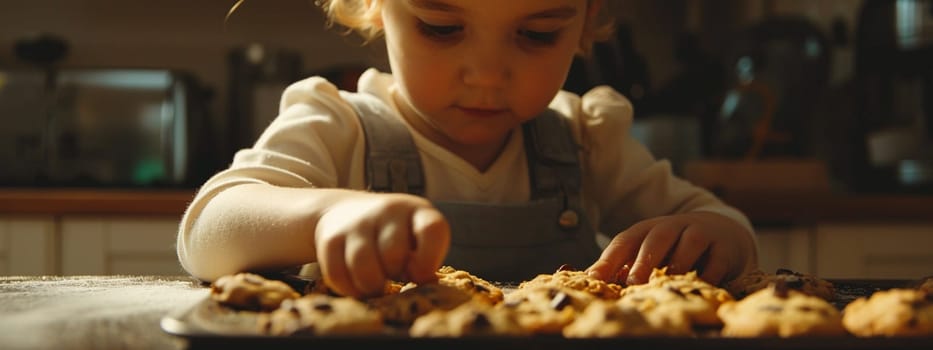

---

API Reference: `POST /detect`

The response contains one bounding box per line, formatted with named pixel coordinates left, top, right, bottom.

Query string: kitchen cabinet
left=755, top=225, right=814, bottom=274
left=814, top=222, right=933, bottom=279
left=0, top=215, right=183, bottom=276
left=60, top=216, right=184, bottom=276
left=0, top=216, right=56, bottom=275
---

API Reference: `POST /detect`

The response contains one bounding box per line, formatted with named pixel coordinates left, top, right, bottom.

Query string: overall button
left=558, top=209, right=579, bottom=230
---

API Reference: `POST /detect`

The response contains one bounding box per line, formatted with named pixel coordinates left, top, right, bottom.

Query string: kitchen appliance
left=0, top=67, right=216, bottom=188
left=227, top=44, right=303, bottom=154
left=852, top=0, right=933, bottom=192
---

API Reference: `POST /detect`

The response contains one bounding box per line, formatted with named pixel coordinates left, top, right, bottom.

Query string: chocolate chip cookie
left=259, top=294, right=384, bottom=336
left=717, top=282, right=846, bottom=337
left=368, top=283, right=473, bottom=327
left=562, top=299, right=688, bottom=337
left=498, top=285, right=594, bottom=334
left=725, top=268, right=835, bottom=301
left=210, top=272, right=300, bottom=311
left=432, top=265, right=504, bottom=304
left=518, top=270, right=623, bottom=300
left=842, top=288, right=933, bottom=337
left=409, top=301, right=528, bottom=337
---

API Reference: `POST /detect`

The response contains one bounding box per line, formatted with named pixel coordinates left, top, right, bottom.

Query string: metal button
left=558, top=209, right=579, bottom=229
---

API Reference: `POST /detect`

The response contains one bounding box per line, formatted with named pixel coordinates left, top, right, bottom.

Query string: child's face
left=379, top=0, right=589, bottom=149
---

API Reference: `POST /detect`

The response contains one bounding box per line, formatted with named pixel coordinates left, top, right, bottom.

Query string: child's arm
left=177, top=183, right=449, bottom=297
left=587, top=211, right=758, bottom=286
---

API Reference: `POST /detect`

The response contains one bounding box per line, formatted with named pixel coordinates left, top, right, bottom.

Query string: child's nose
left=460, top=44, right=510, bottom=88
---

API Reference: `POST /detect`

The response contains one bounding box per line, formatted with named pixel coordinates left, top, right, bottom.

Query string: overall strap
left=342, top=92, right=425, bottom=195
left=522, top=110, right=582, bottom=200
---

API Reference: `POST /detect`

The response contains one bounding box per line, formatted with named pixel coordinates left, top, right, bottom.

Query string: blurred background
left=1, top=0, right=932, bottom=194
left=1, top=0, right=933, bottom=279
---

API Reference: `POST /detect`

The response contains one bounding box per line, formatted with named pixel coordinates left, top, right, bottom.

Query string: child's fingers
left=586, top=227, right=647, bottom=283
left=627, top=222, right=684, bottom=285
left=406, top=207, right=450, bottom=283
left=665, top=226, right=711, bottom=275
left=377, top=219, right=412, bottom=280
left=317, top=234, right=359, bottom=297
left=699, top=246, right=728, bottom=285
left=345, top=229, right=388, bottom=297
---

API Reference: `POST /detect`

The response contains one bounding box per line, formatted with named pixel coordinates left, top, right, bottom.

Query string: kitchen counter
left=2, top=189, right=933, bottom=223
left=0, top=275, right=208, bottom=350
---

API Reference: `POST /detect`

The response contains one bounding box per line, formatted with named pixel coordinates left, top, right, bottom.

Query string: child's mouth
left=457, top=106, right=506, bottom=118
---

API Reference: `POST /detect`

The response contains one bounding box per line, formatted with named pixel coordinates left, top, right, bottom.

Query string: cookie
left=258, top=294, right=384, bottom=336
left=725, top=268, right=835, bottom=301
left=518, top=269, right=623, bottom=300
left=210, top=272, right=300, bottom=311
left=717, top=282, right=846, bottom=337
left=409, top=301, right=528, bottom=337
left=562, top=299, right=688, bottom=337
left=432, top=265, right=504, bottom=304
left=304, top=278, right=403, bottom=298
left=916, top=276, right=933, bottom=294
left=497, top=285, right=594, bottom=334
left=624, top=267, right=733, bottom=327
left=619, top=284, right=728, bottom=328
left=842, top=288, right=933, bottom=337
left=368, top=283, right=473, bottom=327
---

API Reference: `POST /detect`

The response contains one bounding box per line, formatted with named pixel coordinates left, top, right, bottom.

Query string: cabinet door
left=816, top=222, right=933, bottom=279
left=755, top=225, right=814, bottom=274
left=61, top=216, right=184, bottom=275
left=0, top=216, right=56, bottom=275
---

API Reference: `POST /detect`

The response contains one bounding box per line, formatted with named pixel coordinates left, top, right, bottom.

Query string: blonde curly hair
left=317, top=0, right=614, bottom=56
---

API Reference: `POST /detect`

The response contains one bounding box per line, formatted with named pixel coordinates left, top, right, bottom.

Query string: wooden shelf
left=0, top=189, right=194, bottom=216
left=2, top=189, right=933, bottom=223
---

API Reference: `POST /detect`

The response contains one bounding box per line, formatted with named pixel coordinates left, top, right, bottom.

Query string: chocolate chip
left=474, top=283, right=490, bottom=293
left=784, top=276, right=804, bottom=289
left=775, top=268, right=798, bottom=276
left=773, top=280, right=790, bottom=298
left=312, top=302, right=333, bottom=312
left=471, top=312, right=492, bottom=329
left=550, top=291, right=571, bottom=310
left=667, top=287, right=686, bottom=299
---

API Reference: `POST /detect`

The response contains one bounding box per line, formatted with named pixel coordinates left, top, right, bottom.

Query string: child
left=177, top=0, right=759, bottom=298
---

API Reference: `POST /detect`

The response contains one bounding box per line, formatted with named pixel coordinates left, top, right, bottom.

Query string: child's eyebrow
left=410, top=0, right=462, bottom=13
left=410, top=1, right=578, bottom=20
left=525, top=6, right=578, bottom=20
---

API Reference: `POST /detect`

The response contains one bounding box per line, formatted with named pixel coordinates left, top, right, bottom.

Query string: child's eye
left=417, top=20, right=463, bottom=40
left=518, top=29, right=559, bottom=45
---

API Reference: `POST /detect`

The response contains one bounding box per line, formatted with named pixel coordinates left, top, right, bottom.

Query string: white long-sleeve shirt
left=176, top=68, right=753, bottom=279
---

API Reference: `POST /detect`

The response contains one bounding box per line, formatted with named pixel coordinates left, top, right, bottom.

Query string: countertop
left=2, top=189, right=933, bottom=223
left=0, top=275, right=209, bottom=350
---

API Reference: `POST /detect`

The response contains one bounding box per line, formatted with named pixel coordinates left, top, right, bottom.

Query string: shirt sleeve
left=176, top=76, right=367, bottom=274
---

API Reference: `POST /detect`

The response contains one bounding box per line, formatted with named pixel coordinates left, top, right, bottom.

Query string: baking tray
left=161, top=279, right=933, bottom=350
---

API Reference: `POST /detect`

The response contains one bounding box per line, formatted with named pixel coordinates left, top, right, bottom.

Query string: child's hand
left=314, top=192, right=450, bottom=298
left=586, top=212, right=757, bottom=286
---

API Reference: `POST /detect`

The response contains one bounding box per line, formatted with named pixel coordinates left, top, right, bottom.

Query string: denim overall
left=344, top=92, right=601, bottom=282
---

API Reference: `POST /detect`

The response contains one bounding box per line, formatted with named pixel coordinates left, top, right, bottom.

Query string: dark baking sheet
left=161, top=279, right=933, bottom=350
